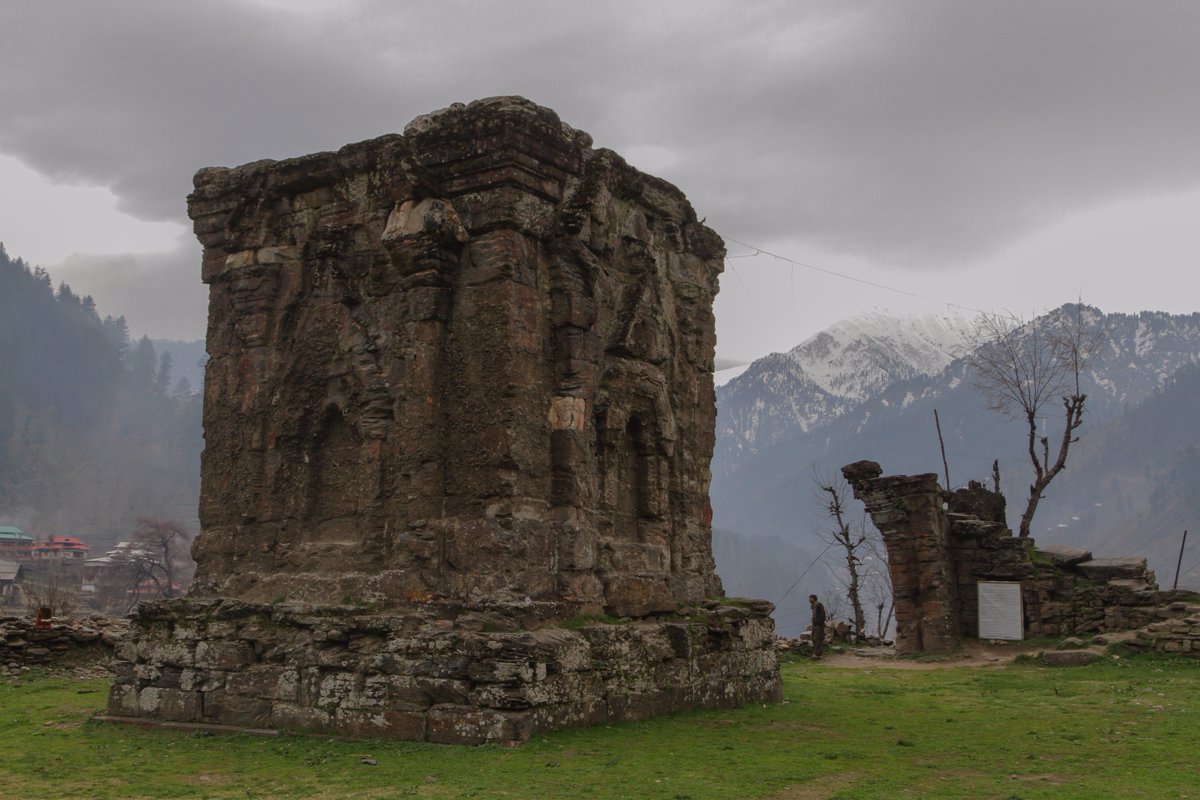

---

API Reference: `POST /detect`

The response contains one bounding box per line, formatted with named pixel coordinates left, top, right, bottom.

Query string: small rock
left=1076, top=558, right=1147, bottom=581
left=1037, top=544, right=1092, bottom=567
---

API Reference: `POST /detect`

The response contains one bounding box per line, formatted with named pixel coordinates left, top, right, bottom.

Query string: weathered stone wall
left=840, top=462, right=960, bottom=653
left=843, top=460, right=1176, bottom=654
left=110, top=97, right=780, bottom=740
left=0, top=615, right=126, bottom=671
left=1130, top=608, right=1200, bottom=655
left=109, top=598, right=780, bottom=744
left=187, top=97, right=724, bottom=617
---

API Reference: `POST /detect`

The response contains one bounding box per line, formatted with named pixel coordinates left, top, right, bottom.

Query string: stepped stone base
left=107, top=598, right=781, bottom=745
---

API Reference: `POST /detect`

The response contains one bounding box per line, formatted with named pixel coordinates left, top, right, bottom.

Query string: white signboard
left=977, top=581, right=1023, bottom=640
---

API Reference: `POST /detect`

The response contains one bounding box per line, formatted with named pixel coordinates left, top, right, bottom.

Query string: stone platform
left=108, top=598, right=781, bottom=744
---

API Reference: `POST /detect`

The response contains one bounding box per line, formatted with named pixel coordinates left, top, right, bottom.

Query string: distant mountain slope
left=1034, top=363, right=1200, bottom=588
left=712, top=305, right=1200, bottom=591
left=712, top=527, right=820, bottom=638
left=715, top=312, right=974, bottom=477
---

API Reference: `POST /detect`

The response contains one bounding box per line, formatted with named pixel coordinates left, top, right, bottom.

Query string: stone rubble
left=1129, top=607, right=1200, bottom=655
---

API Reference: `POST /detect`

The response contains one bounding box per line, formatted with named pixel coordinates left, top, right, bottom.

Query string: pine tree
left=130, top=336, right=158, bottom=390
left=155, top=351, right=173, bottom=397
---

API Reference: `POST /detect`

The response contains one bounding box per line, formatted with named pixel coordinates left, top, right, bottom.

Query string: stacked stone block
left=0, top=615, right=125, bottom=670
left=840, top=462, right=959, bottom=654
left=109, top=598, right=780, bottom=744
left=1130, top=607, right=1200, bottom=655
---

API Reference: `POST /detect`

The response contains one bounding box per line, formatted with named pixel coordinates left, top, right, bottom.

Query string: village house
left=0, top=527, right=94, bottom=612
left=32, top=536, right=90, bottom=560
left=0, top=559, right=24, bottom=607
left=0, top=525, right=36, bottom=559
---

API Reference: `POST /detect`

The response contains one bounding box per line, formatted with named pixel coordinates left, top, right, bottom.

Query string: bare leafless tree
left=969, top=306, right=1101, bottom=538
left=861, top=533, right=894, bottom=640
left=815, top=476, right=877, bottom=638
left=24, top=561, right=80, bottom=619
left=125, top=518, right=194, bottom=607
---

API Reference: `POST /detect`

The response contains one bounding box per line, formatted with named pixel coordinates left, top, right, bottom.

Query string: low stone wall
left=1130, top=609, right=1200, bottom=655
left=948, top=517, right=1168, bottom=638
left=0, top=615, right=127, bottom=671
left=106, top=598, right=782, bottom=744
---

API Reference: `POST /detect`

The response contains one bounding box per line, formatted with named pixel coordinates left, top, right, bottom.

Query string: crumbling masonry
left=843, top=460, right=1195, bottom=655
left=106, top=98, right=780, bottom=743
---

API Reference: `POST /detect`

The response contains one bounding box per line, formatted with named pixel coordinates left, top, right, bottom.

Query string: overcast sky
left=2, top=0, right=1198, bottom=362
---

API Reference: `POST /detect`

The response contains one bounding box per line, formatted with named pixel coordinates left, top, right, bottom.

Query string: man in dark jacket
left=808, top=594, right=826, bottom=658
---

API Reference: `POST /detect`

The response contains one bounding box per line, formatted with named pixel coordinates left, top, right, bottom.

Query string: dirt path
left=814, top=636, right=1115, bottom=670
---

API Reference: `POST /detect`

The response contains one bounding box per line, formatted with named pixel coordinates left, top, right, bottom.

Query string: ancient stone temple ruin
left=106, top=97, right=780, bottom=743
left=842, top=460, right=1194, bottom=655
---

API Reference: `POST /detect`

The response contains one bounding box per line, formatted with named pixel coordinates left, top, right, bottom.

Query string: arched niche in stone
left=303, top=403, right=369, bottom=543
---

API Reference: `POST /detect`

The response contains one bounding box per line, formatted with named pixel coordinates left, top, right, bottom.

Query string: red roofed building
left=33, top=536, right=90, bottom=560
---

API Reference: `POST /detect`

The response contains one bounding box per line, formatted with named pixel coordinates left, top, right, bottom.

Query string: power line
left=774, top=542, right=837, bottom=606
left=721, top=235, right=990, bottom=317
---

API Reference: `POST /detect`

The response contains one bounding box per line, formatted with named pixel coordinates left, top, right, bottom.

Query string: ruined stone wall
left=1130, top=608, right=1200, bottom=655
left=187, top=97, right=724, bottom=617
left=844, top=460, right=1173, bottom=653
left=840, top=462, right=960, bottom=653
left=0, top=615, right=125, bottom=671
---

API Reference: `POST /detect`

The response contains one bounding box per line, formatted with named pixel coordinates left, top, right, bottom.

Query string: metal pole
left=1173, top=530, right=1188, bottom=591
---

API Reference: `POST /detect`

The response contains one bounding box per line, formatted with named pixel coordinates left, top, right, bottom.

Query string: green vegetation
left=1, top=652, right=1197, bottom=799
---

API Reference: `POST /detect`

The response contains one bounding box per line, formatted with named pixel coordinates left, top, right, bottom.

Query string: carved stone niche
left=107, top=97, right=780, bottom=743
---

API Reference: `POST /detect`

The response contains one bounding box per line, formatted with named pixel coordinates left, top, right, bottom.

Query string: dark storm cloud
left=3, top=0, right=1199, bottom=268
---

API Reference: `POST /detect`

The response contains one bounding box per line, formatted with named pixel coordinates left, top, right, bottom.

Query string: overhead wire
left=720, top=235, right=991, bottom=317
left=773, top=542, right=837, bottom=606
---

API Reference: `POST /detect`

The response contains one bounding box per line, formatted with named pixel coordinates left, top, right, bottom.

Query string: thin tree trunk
left=1018, top=395, right=1085, bottom=537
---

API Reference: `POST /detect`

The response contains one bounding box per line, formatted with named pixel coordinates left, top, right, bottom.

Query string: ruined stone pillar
left=107, top=98, right=780, bottom=743
left=842, top=460, right=960, bottom=654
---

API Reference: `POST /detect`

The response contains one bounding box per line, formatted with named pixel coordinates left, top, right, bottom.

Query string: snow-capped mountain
left=710, top=305, right=1200, bottom=590
left=785, top=311, right=975, bottom=399
left=714, top=311, right=975, bottom=477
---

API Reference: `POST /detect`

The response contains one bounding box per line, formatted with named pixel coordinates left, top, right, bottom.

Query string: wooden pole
left=1173, top=529, right=1188, bottom=591
left=934, top=409, right=950, bottom=491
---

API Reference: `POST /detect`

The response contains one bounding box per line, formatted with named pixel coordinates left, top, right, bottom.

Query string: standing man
left=808, top=594, right=826, bottom=659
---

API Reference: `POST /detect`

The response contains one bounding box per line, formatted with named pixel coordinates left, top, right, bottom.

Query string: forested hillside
left=1036, top=362, right=1200, bottom=586
left=0, top=243, right=202, bottom=553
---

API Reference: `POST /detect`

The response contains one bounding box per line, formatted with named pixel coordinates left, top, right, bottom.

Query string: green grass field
left=1, top=651, right=1196, bottom=799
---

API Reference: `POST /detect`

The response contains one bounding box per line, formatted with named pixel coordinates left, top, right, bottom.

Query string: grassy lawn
left=0, top=651, right=1196, bottom=799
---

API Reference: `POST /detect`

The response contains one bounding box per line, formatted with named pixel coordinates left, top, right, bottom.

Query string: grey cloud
left=3, top=0, right=1199, bottom=269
